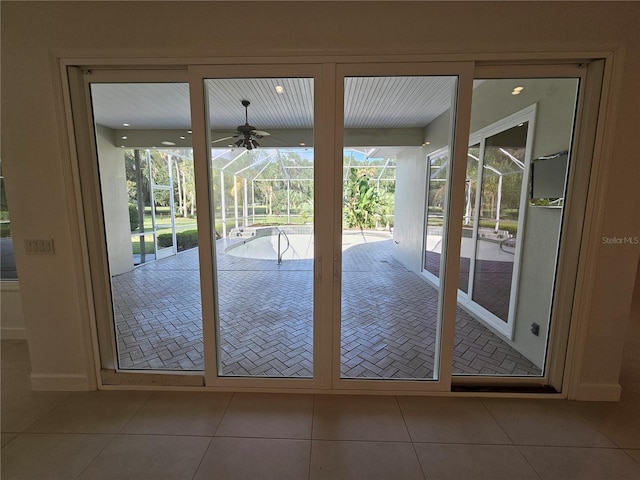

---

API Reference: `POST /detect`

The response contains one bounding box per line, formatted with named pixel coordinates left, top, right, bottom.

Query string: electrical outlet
left=530, top=322, right=540, bottom=336
left=24, top=238, right=55, bottom=255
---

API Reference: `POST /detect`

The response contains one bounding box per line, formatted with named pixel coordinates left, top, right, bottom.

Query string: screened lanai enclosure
left=89, top=73, right=579, bottom=383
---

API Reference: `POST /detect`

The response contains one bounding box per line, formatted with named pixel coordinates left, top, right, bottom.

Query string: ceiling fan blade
left=252, top=130, right=270, bottom=137
left=211, top=136, right=234, bottom=144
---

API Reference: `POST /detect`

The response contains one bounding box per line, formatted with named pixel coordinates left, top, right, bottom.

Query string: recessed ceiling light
left=122, top=123, right=130, bottom=127
left=299, top=142, right=306, bottom=146
left=187, top=130, right=192, bottom=134
left=180, top=136, right=186, bottom=140
left=161, top=141, right=176, bottom=146
left=121, top=136, right=128, bottom=140
left=511, top=86, right=524, bottom=95
left=422, top=141, right=431, bottom=146
left=275, top=85, right=285, bottom=94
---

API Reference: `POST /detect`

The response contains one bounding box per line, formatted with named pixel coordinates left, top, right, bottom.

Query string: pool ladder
left=277, top=229, right=290, bottom=265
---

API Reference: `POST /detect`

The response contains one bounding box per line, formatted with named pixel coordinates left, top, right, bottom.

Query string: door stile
left=317, top=62, right=337, bottom=390
left=188, top=68, right=220, bottom=385
left=436, top=64, right=475, bottom=387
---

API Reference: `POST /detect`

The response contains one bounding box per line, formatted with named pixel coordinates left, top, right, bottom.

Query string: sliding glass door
left=334, top=65, right=472, bottom=391
left=202, top=76, right=317, bottom=379
left=89, top=80, right=204, bottom=372
left=74, top=62, right=596, bottom=392
left=452, top=77, right=580, bottom=380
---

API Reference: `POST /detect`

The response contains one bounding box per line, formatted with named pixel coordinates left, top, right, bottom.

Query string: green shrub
left=128, top=204, right=139, bottom=232
left=157, top=229, right=199, bottom=251
left=0, top=223, right=11, bottom=238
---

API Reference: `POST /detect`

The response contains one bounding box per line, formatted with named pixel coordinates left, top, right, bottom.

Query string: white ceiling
left=90, top=76, right=456, bottom=132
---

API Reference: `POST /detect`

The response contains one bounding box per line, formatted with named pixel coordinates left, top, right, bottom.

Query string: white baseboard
left=30, top=373, right=95, bottom=391
left=1, top=327, right=27, bottom=340
left=570, top=382, right=622, bottom=401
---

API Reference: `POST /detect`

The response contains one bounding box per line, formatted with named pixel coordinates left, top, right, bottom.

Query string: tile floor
left=1, top=293, right=639, bottom=480
left=113, top=237, right=540, bottom=377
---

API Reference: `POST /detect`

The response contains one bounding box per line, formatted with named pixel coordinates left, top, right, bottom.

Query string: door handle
left=314, top=256, right=322, bottom=281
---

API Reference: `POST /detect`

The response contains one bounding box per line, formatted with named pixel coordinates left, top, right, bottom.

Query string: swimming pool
left=225, top=229, right=391, bottom=261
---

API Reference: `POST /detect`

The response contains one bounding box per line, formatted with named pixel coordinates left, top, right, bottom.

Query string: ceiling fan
left=212, top=100, right=270, bottom=150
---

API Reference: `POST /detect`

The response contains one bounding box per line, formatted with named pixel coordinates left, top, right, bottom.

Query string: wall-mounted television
left=530, top=150, right=569, bottom=202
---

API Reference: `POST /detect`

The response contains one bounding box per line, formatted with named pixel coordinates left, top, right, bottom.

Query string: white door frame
left=63, top=57, right=604, bottom=395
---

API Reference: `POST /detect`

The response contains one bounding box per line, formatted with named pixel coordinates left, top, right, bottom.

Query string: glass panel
left=453, top=78, right=580, bottom=377
left=206, top=78, right=315, bottom=378
left=424, top=149, right=449, bottom=279
left=471, top=124, right=527, bottom=322
left=341, top=75, right=457, bottom=380
left=0, top=159, right=17, bottom=280
left=459, top=144, right=480, bottom=293
left=90, top=83, right=203, bottom=371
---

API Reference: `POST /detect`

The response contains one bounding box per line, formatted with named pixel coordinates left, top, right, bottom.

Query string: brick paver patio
left=111, top=235, right=541, bottom=377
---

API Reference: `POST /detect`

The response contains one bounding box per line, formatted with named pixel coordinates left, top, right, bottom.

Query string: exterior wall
left=96, top=125, right=134, bottom=276
left=1, top=1, right=638, bottom=398
left=393, top=148, right=427, bottom=272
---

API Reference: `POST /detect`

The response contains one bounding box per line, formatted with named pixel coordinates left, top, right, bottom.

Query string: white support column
left=495, top=174, right=503, bottom=232
left=287, top=180, right=291, bottom=224
left=168, top=154, right=177, bottom=254
left=243, top=177, right=249, bottom=227
left=220, top=171, right=227, bottom=237
left=233, top=174, right=239, bottom=229
left=251, top=180, right=255, bottom=224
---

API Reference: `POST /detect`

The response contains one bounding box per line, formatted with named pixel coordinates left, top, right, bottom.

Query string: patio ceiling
left=91, top=76, right=457, bottom=148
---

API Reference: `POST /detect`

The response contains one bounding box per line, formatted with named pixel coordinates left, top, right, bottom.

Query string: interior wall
left=1, top=1, right=638, bottom=397
left=0, top=282, right=25, bottom=339
left=96, top=125, right=134, bottom=276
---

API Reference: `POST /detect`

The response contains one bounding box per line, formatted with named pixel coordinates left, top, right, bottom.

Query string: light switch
left=24, top=238, right=55, bottom=255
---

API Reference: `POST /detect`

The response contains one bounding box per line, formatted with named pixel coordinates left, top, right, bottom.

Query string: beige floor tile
left=520, top=446, right=640, bottom=480
left=313, top=395, right=409, bottom=441
left=482, top=398, right=615, bottom=447
left=26, top=390, right=152, bottom=434
left=310, top=440, right=424, bottom=480
left=626, top=449, right=640, bottom=464
left=1, top=432, right=19, bottom=448
left=1, top=433, right=112, bottom=480
left=121, top=391, right=232, bottom=436
left=78, top=434, right=210, bottom=480
left=624, top=383, right=640, bottom=396
left=598, top=390, right=640, bottom=449
left=398, top=396, right=511, bottom=444
left=620, top=359, right=640, bottom=384
left=215, top=393, right=313, bottom=439
left=1, top=341, right=31, bottom=370
left=194, top=437, right=310, bottom=480
left=414, top=443, right=539, bottom=480
left=1, top=371, right=72, bottom=432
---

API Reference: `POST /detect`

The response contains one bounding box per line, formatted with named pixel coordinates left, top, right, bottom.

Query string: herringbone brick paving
left=111, top=235, right=541, bottom=377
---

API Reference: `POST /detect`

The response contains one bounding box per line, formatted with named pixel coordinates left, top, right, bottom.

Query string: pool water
left=225, top=231, right=390, bottom=261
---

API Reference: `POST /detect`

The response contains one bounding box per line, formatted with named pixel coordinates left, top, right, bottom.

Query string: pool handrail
left=277, top=228, right=290, bottom=265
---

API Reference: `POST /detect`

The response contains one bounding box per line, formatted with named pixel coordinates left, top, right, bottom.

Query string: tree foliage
left=343, top=168, right=383, bottom=229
